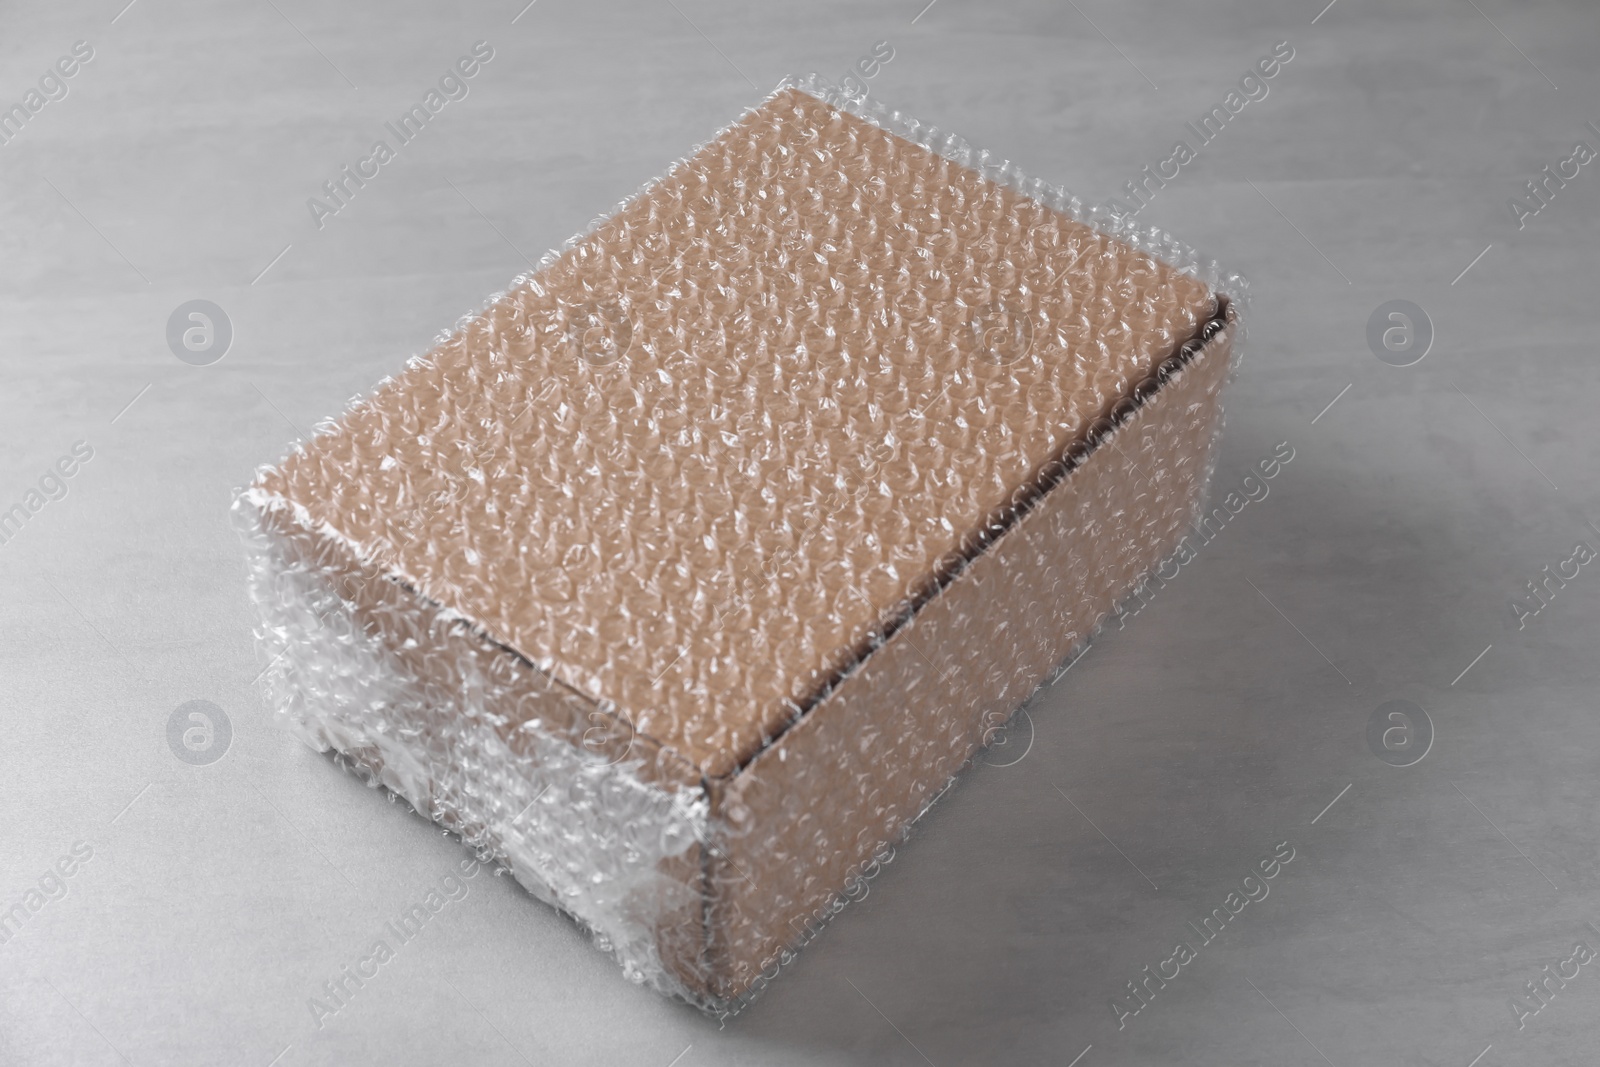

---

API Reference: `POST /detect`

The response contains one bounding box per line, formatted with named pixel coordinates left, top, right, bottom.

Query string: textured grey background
left=2, top=0, right=1597, bottom=1064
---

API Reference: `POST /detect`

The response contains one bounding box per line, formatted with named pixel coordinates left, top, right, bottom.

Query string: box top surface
left=257, top=88, right=1215, bottom=779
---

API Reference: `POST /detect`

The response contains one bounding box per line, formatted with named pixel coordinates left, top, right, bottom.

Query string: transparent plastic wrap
left=233, top=77, right=1247, bottom=1015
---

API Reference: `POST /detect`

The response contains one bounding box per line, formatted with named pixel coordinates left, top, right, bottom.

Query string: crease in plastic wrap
left=233, top=75, right=1248, bottom=1015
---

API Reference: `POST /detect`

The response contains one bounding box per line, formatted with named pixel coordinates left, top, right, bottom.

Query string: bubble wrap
left=234, top=77, right=1245, bottom=1013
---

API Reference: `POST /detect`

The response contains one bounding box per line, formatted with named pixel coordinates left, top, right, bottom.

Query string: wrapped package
left=235, top=75, right=1243, bottom=1013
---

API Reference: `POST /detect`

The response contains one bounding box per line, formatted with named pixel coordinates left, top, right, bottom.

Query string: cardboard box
left=238, top=86, right=1236, bottom=1010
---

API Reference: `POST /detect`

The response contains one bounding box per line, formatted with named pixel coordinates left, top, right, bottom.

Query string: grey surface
left=2, top=1, right=1597, bottom=1064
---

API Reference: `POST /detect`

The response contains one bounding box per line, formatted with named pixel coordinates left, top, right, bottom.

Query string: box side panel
left=234, top=497, right=712, bottom=1000
left=703, top=319, right=1235, bottom=1003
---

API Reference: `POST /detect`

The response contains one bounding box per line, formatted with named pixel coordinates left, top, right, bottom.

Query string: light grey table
left=3, top=1, right=1597, bottom=1064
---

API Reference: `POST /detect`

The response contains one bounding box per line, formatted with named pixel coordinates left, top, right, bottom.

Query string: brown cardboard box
left=239, top=86, right=1235, bottom=1010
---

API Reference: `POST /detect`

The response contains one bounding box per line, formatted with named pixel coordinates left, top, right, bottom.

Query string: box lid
left=255, top=88, right=1215, bottom=780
